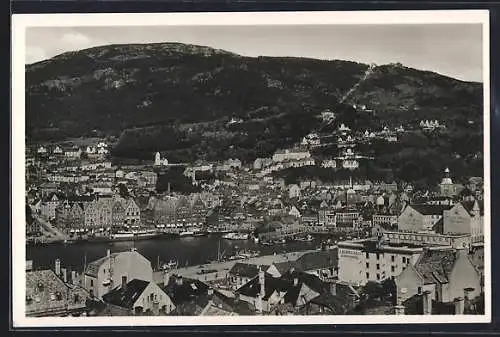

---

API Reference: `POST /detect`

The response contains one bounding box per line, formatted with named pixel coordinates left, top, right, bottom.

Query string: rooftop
left=101, top=279, right=150, bottom=309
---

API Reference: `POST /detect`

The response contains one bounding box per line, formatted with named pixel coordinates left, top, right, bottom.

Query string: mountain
left=25, top=42, right=483, bottom=183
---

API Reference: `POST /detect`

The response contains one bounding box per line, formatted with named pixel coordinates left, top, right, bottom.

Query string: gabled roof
left=409, top=204, right=452, bottom=216
left=102, top=279, right=150, bottom=309
left=414, top=249, right=459, bottom=284
left=85, top=253, right=120, bottom=277
left=461, top=200, right=484, bottom=216
left=229, top=263, right=268, bottom=279
left=162, top=276, right=209, bottom=306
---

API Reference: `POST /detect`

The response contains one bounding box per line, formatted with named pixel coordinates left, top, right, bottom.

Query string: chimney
left=454, top=297, right=465, bottom=315
left=293, top=277, right=299, bottom=287
left=167, top=182, right=171, bottom=194
left=61, top=268, right=67, bottom=283
left=121, top=276, right=127, bottom=291
left=71, top=270, right=77, bottom=285
left=234, top=292, right=240, bottom=303
left=207, top=287, right=214, bottom=299
left=163, top=271, right=170, bottom=287
left=422, top=291, right=432, bottom=315
left=107, top=249, right=111, bottom=258
left=259, top=268, right=265, bottom=298
left=152, top=301, right=160, bottom=316
left=55, top=259, right=61, bottom=276
left=330, top=282, right=337, bottom=296
left=176, top=275, right=183, bottom=286
left=464, top=287, right=474, bottom=301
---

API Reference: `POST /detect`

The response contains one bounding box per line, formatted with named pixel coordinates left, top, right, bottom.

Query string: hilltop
left=25, top=42, right=483, bottom=183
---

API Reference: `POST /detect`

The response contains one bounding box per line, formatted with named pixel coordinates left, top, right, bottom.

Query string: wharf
left=153, top=249, right=317, bottom=283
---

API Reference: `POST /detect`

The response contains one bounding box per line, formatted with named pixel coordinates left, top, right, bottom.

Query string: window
left=376, top=253, right=380, bottom=260
left=90, top=279, right=94, bottom=287
left=103, top=269, right=106, bottom=274
left=376, top=274, right=380, bottom=280
left=366, top=262, right=369, bottom=269
left=366, top=252, right=369, bottom=259
left=366, top=272, right=370, bottom=279
left=391, top=255, right=395, bottom=262
left=391, top=266, right=395, bottom=272
left=417, top=286, right=423, bottom=295
left=376, top=264, right=380, bottom=270
left=402, top=257, right=406, bottom=263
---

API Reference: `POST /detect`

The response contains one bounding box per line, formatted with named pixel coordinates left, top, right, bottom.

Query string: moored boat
left=222, top=232, right=249, bottom=240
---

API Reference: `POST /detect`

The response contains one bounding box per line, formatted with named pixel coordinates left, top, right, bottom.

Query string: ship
left=222, top=232, right=250, bottom=240
left=296, top=234, right=314, bottom=242
left=192, top=228, right=209, bottom=237
left=179, top=230, right=195, bottom=238
left=109, top=229, right=163, bottom=241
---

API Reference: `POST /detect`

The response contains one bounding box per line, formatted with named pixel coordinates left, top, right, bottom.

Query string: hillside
left=26, top=42, right=483, bottom=181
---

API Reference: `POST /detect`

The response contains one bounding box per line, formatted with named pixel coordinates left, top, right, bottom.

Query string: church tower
left=440, top=167, right=455, bottom=197
left=154, top=152, right=161, bottom=166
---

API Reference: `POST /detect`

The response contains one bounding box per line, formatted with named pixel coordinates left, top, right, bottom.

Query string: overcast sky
left=26, top=24, right=483, bottom=82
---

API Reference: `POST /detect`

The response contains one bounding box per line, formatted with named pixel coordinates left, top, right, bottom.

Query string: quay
left=152, top=249, right=320, bottom=283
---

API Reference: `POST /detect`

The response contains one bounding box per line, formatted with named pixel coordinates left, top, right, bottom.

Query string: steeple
left=441, top=167, right=453, bottom=185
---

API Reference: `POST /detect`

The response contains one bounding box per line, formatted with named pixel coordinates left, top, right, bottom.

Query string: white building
left=272, top=149, right=311, bottom=163
left=337, top=238, right=424, bottom=286
left=84, top=249, right=153, bottom=299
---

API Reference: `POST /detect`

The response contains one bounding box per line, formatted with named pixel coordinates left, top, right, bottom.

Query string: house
left=40, top=193, right=63, bottom=219
left=395, top=248, right=481, bottom=305
left=443, top=199, right=484, bottom=241
left=289, top=205, right=302, bottom=218
left=288, top=184, right=301, bottom=199
left=272, top=149, right=311, bottom=163
left=102, top=278, right=175, bottom=315
left=228, top=263, right=269, bottom=290
left=293, top=250, right=338, bottom=281
left=52, top=146, right=64, bottom=155
left=236, top=268, right=330, bottom=314
left=64, top=146, right=82, bottom=158
left=26, top=217, right=42, bottom=236
left=84, top=248, right=153, bottom=299
left=121, top=198, right=141, bottom=226
left=398, top=204, right=452, bottom=233
left=163, top=274, right=255, bottom=316
left=37, top=146, right=47, bottom=154
left=321, top=159, right=337, bottom=168
left=55, top=201, right=85, bottom=231
left=25, top=269, right=89, bottom=317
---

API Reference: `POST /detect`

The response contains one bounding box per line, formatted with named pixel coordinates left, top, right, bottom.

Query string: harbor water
left=26, top=234, right=321, bottom=273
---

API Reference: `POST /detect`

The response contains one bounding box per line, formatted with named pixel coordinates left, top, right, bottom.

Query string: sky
left=25, top=24, right=483, bottom=82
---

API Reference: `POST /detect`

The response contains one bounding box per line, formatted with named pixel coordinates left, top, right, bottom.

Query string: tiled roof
left=26, top=270, right=88, bottom=316
left=414, top=249, right=458, bottom=284
left=102, top=279, right=150, bottom=309
left=410, top=204, right=452, bottom=216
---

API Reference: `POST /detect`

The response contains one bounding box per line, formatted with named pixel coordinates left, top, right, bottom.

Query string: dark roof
left=432, top=218, right=444, bottom=234
left=410, top=204, right=453, bottom=216
left=236, top=271, right=327, bottom=305
left=272, top=261, right=297, bottom=275
left=403, top=294, right=455, bottom=315
left=461, top=200, right=484, bottom=216
left=414, top=249, right=459, bottom=284
left=294, top=250, right=338, bottom=271
left=229, top=263, right=268, bottom=279
left=162, top=276, right=209, bottom=306
left=102, top=279, right=150, bottom=309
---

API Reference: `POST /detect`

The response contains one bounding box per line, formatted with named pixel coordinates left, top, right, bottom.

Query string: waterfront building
left=395, top=248, right=481, bottom=305
left=55, top=201, right=85, bottom=231
left=112, top=201, right=126, bottom=227
left=102, top=278, right=175, bottom=315
left=40, top=193, right=62, bottom=219
left=121, top=198, right=141, bottom=226
left=372, top=214, right=399, bottom=228
left=84, top=248, right=153, bottom=299
left=337, top=237, right=424, bottom=286
left=84, top=200, right=100, bottom=229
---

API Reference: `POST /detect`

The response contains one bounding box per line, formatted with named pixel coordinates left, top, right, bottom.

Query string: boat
left=179, top=231, right=195, bottom=238
left=222, top=232, right=250, bottom=240
left=109, top=229, right=163, bottom=241
left=161, top=260, right=178, bottom=270
left=296, top=234, right=314, bottom=242
left=193, top=228, right=208, bottom=237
